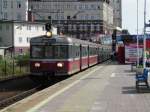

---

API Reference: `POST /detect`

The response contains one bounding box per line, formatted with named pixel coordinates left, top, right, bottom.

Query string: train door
left=88, top=45, right=89, bottom=67
left=80, top=44, right=82, bottom=70
left=98, top=47, right=100, bottom=63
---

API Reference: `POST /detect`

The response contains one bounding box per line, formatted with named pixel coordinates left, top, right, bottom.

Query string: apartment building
left=0, top=0, right=28, bottom=21
left=0, top=20, right=45, bottom=54
left=0, top=0, right=122, bottom=40
left=28, top=0, right=114, bottom=40
left=113, top=0, right=122, bottom=28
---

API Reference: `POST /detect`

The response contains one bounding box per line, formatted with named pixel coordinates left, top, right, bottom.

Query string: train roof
left=30, top=35, right=99, bottom=46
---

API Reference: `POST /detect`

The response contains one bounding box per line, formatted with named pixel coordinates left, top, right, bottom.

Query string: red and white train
left=30, top=34, right=111, bottom=81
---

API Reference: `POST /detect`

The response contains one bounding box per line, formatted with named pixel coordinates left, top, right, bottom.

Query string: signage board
left=125, top=44, right=143, bottom=64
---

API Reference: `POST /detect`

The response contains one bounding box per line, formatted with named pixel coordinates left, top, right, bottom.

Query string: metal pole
left=137, top=0, right=139, bottom=67
left=143, top=0, right=147, bottom=68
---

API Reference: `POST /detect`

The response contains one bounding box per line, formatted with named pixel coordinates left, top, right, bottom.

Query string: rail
left=0, top=85, right=42, bottom=110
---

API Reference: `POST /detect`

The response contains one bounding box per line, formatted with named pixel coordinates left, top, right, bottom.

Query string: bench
left=136, top=68, right=149, bottom=91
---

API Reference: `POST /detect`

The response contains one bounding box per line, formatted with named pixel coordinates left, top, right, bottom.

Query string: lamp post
left=136, top=0, right=139, bottom=67
left=143, top=0, right=147, bottom=68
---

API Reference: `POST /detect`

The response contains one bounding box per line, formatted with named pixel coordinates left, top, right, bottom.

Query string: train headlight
left=35, top=63, right=40, bottom=67
left=57, top=62, right=63, bottom=68
left=46, top=31, right=52, bottom=37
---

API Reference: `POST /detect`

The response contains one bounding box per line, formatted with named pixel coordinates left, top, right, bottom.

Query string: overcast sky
left=122, top=0, right=150, bottom=34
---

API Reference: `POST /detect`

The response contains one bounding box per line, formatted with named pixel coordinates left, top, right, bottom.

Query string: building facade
left=28, top=0, right=114, bottom=40
left=0, top=0, right=29, bottom=21
left=0, top=20, right=45, bottom=54
left=113, top=0, right=122, bottom=28
left=0, top=0, right=122, bottom=40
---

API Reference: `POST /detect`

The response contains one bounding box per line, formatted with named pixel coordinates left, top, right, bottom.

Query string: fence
left=0, top=58, right=30, bottom=80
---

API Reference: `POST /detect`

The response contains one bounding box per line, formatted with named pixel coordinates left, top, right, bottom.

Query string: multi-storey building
left=0, top=0, right=29, bottom=21
left=113, top=0, right=122, bottom=28
left=0, top=20, right=46, bottom=54
left=0, top=0, right=122, bottom=40
left=28, top=0, right=114, bottom=40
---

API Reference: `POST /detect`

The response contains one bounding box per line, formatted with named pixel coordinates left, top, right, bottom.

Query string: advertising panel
left=125, top=44, right=143, bottom=64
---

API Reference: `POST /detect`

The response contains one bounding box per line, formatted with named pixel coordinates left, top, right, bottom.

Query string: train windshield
left=45, top=46, right=53, bottom=58
left=31, top=46, right=44, bottom=58
left=31, top=45, right=68, bottom=59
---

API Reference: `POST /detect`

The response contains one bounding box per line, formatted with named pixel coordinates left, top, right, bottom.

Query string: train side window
left=72, top=45, right=76, bottom=58
left=55, top=45, right=68, bottom=59
left=78, top=46, right=79, bottom=57
left=75, top=46, right=80, bottom=58
left=89, top=47, right=91, bottom=55
left=68, top=45, right=72, bottom=58
left=82, top=46, right=85, bottom=57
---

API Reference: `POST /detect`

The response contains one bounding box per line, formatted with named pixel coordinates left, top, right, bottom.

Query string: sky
left=122, top=0, right=150, bottom=34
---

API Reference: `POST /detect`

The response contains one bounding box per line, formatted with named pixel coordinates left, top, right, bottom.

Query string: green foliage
left=0, top=59, right=13, bottom=75
left=0, top=54, right=30, bottom=79
left=15, top=54, right=30, bottom=66
left=137, top=65, right=143, bottom=68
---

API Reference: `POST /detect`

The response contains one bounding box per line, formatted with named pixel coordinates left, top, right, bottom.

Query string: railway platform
left=1, top=61, right=150, bottom=112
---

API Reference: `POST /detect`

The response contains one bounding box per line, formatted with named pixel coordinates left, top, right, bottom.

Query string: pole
left=136, top=0, right=139, bottom=67
left=143, top=0, right=146, bottom=68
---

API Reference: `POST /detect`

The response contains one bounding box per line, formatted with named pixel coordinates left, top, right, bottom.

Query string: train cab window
left=31, top=46, right=44, bottom=58
left=54, top=45, right=68, bottom=59
left=45, top=46, right=53, bottom=58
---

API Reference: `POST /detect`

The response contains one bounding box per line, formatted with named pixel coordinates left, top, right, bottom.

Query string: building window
left=17, top=13, right=22, bottom=20
left=66, top=3, right=70, bottom=9
left=91, top=15, right=95, bottom=20
left=3, top=1, right=8, bottom=9
left=85, top=14, right=89, bottom=20
left=11, top=1, right=13, bottom=8
left=91, top=4, right=97, bottom=10
left=60, top=14, right=64, bottom=20
left=36, top=26, right=39, bottom=31
left=19, top=37, right=23, bottom=43
left=27, top=25, right=31, bottom=30
left=17, top=1, right=21, bottom=8
left=4, top=12, right=8, bottom=19
left=42, top=26, right=45, bottom=31
left=79, top=4, right=83, bottom=10
left=27, top=37, right=30, bottom=43
left=0, top=25, right=2, bottom=30
left=85, top=4, right=88, bottom=10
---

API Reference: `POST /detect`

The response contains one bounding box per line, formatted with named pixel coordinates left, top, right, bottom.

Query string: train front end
left=30, top=35, right=71, bottom=80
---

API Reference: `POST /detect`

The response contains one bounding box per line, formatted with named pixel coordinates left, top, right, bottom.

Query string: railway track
left=0, top=85, right=41, bottom=110
left=0, top=75, right=70, bottom=110
left=0, top=60, right=110, bottom=110
left=0, top=76, right=42, bottom=110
